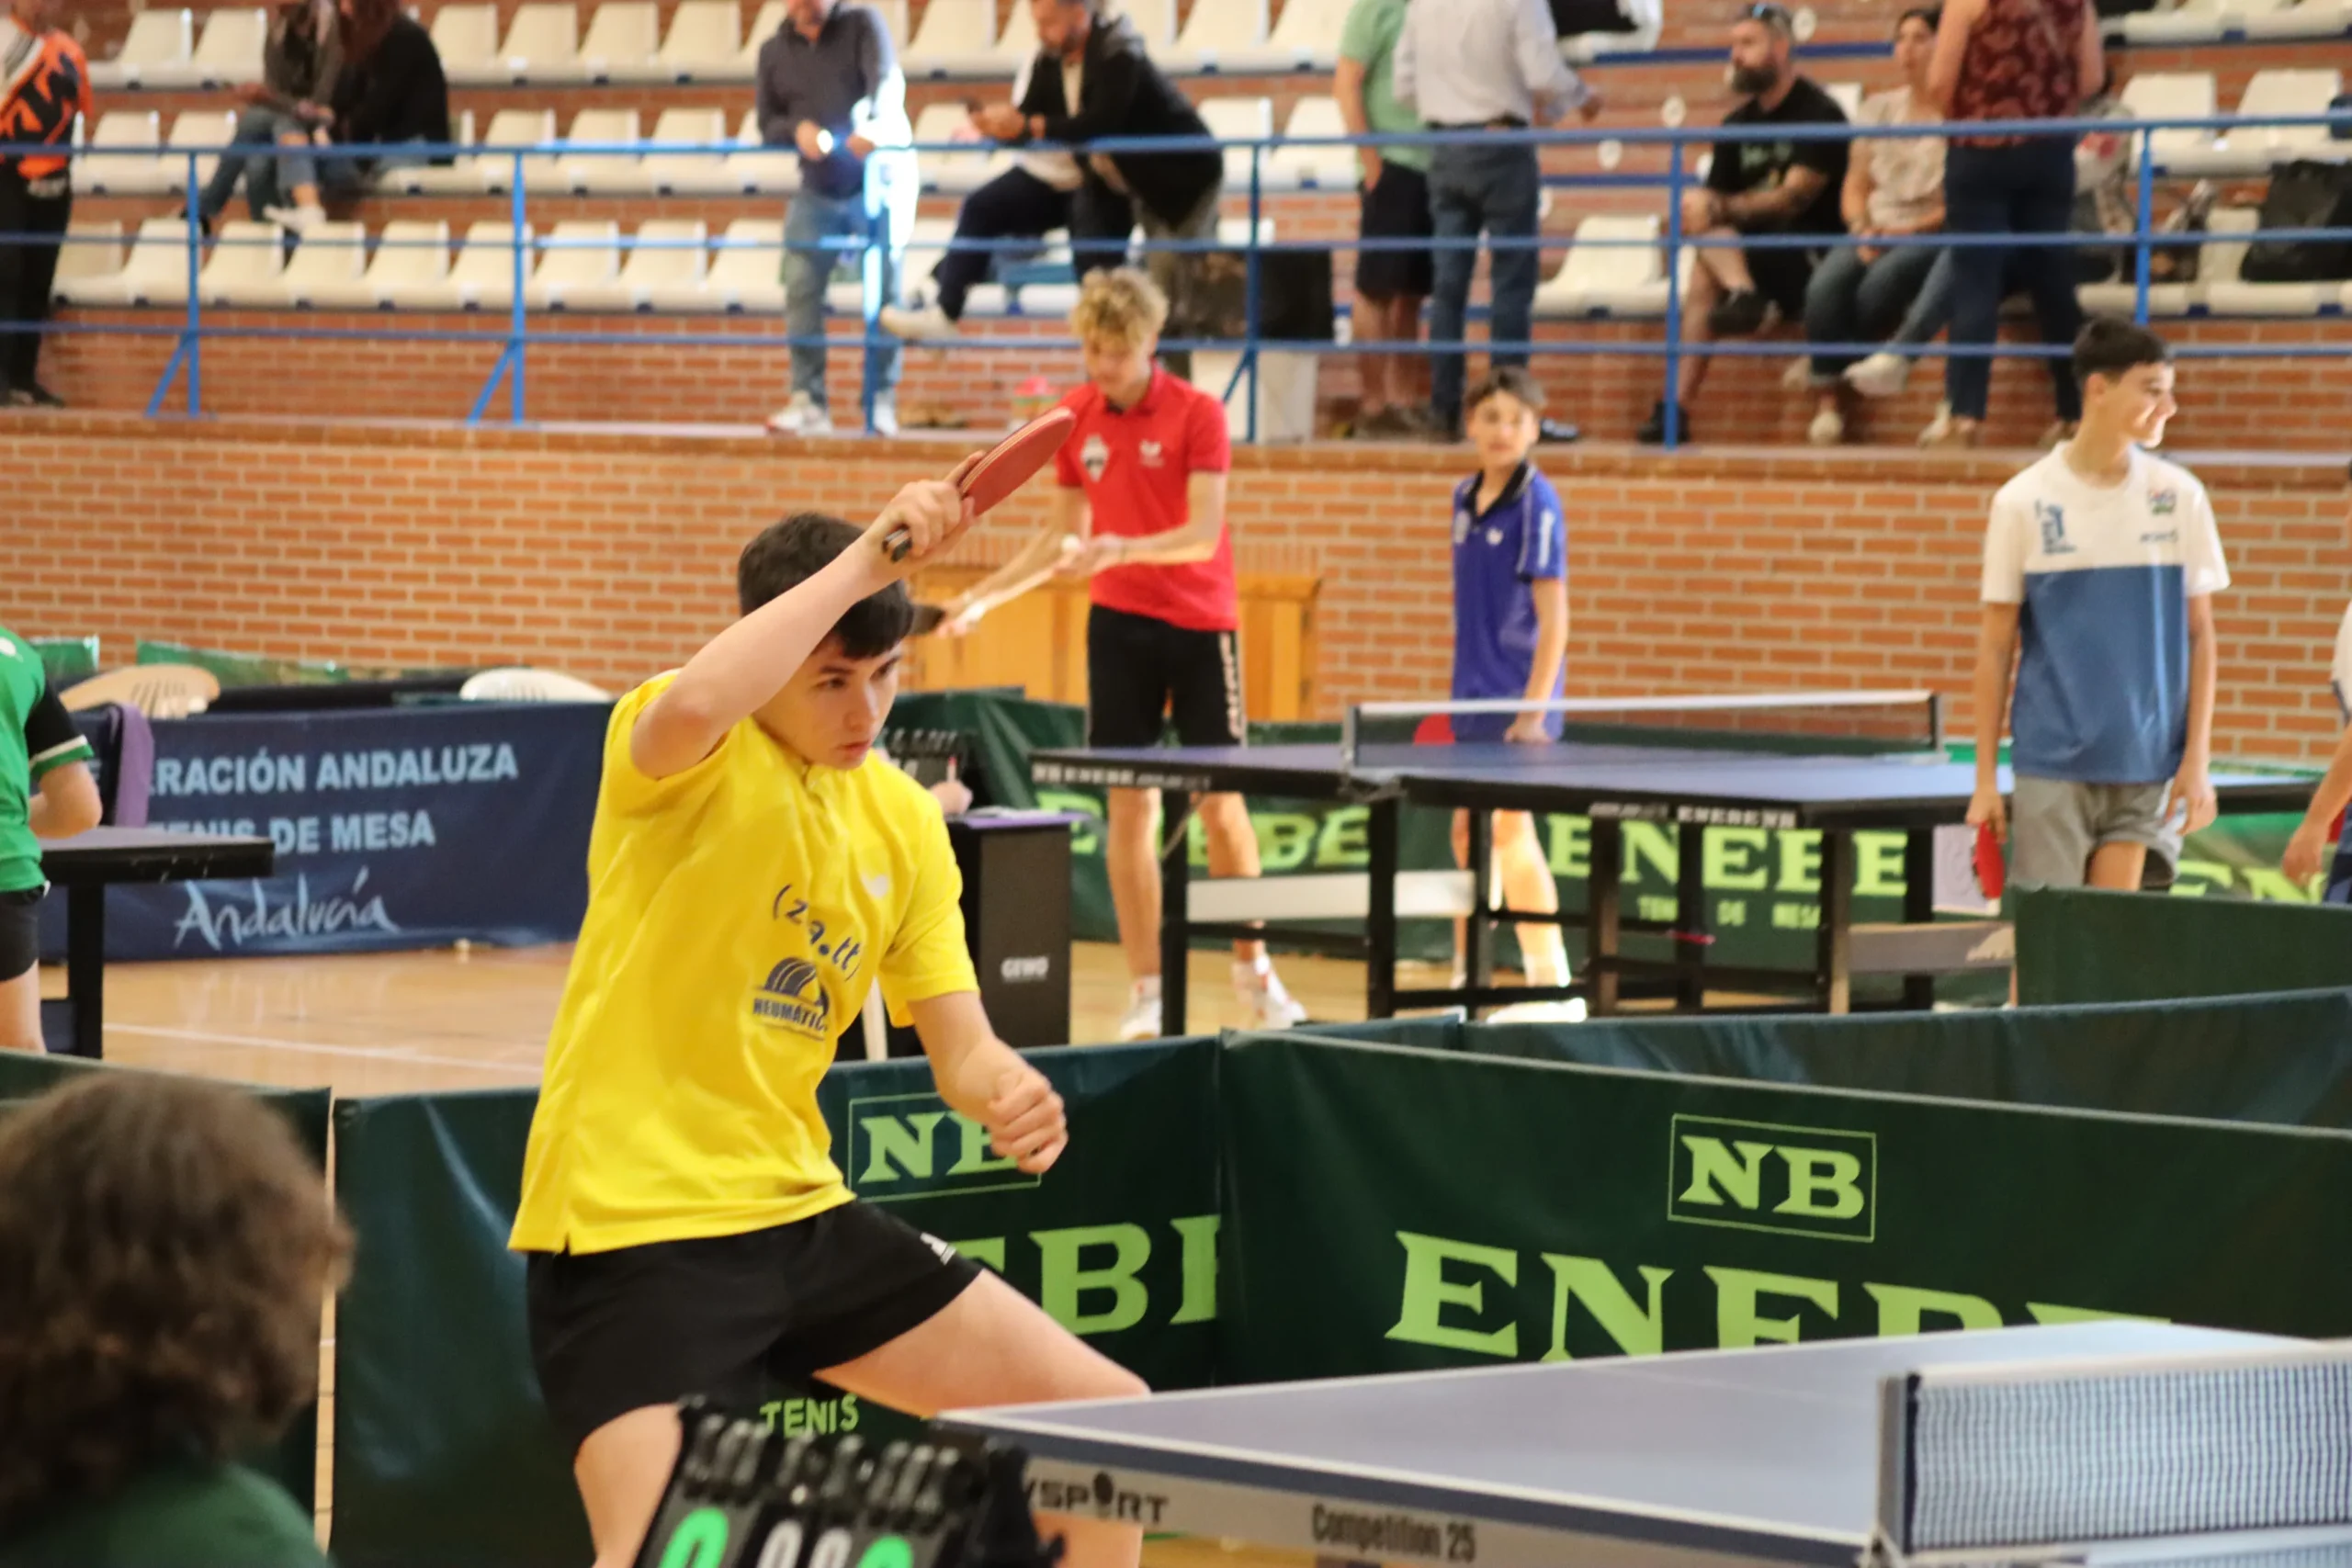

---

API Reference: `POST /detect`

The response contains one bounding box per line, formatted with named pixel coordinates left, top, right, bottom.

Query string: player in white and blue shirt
left=1445, top=368, right=1576, bottom=1010
left=2280, top=600, right=2352, bottom=901
left=1970, top=320, right=2227, bottom=894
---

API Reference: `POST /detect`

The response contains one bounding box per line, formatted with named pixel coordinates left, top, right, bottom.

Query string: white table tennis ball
left=1661, top=95, right=1687, bottom=128
left=1598, top=138, right=1624, bottom=170
left=1792, top=5, right=1817, bottom=39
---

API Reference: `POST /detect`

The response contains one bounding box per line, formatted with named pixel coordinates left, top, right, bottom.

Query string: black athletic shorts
left=524, top=1199, right=981, bottom=1450
left=1085, top=604, right=1245, bottom=750
left=1743, top=237, right=1826, bottom=321
left=0, top=888, right=41, bottom=984
left=1356, top=162, right=1435, bottom=300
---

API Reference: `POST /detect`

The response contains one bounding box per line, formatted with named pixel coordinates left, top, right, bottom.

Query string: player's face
left=1083, top=333, right=1158, bottom=405
left=1469, top=393, right=1540, bottom=469
left=1893, top=17, right=1934, bottom=81
left=2098, top=362, right=2179, bottom=446
left=770, top=638, right=905, bottom=768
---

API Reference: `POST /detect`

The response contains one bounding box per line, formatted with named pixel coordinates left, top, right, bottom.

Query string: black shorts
left=0, top=888, right=41, bottom=984
left=1086, top=604, right=1245, bottom=750
left=1356, top=162, right=1435, bottom=300
left=524, top=1200, right=981, bottom=1451
left=1743, top=238, right=1826, bottom=321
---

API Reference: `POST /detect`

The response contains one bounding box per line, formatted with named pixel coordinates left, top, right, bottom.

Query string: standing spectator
left=0, top=0, right=90, bottom=408
left=1801, top=6, right=1953, bottom=440
left=198, top=0, right=343, bottom=235
left=268, top=0, right=447, bottom=233
left=1396, top=0, right=1603, bottom=442
left=970, top=0, right=1223, bottom=379
left=760, top=0, right=916, bottom=437
left=1637, top=3, right=1848, bottom=446
left=1923, top=0, right=2102, bottom=449
left=1336, top=0, right=1434, bottom=438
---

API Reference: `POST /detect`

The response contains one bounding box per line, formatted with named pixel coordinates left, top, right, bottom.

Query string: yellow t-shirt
left=510, top=674, right=979, bottom=1255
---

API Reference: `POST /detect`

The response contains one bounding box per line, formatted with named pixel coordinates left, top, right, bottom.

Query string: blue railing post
left=509, top=148, right=528, bottom=421
left=1245, top=140, right=1261, bottom=445
left=1661, top=141, right=1685, bottom=451
left=2133, top=139, right=2157, bottom=327
left=183, top=151, right=201, bottom=412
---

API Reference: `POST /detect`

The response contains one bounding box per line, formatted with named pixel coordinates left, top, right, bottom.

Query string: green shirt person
left=1337, top=0, right=1438, bottom=437
left=0, top=626, right=98, bottom=1053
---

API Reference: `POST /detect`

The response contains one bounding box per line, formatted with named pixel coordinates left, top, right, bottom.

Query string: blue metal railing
left=6, top=105, right=2351, bottom=444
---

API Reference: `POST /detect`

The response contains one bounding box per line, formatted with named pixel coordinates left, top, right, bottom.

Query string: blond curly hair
left=1070, top=267, right=1169, bottom=351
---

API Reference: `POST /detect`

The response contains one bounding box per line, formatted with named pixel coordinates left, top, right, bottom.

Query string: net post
left=1928, top=692, right=1948, bottom=756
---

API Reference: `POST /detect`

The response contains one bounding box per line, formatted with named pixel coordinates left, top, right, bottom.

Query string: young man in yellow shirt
left=509, top=468, right=1146, bottom=1568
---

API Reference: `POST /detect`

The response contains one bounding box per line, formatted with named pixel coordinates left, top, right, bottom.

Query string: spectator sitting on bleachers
left=198, top=0, right=343, bottom=238
left=879, top=55, right=1114, bottom=341
left=269, top=0, right=448, bottom=234
left=968, top=0, right=1224, bottom=378
left=1800, top=6, right=1952, bottom=442
left=1637, top=3, right=1848, bottom=446
left=761, top=0, right=918, bottom=437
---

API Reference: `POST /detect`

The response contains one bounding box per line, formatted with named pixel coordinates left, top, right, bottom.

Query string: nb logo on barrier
left=1667, top=1114, right=1877, bottom=1243
left=847, top=1092, right=1043, bottom=1203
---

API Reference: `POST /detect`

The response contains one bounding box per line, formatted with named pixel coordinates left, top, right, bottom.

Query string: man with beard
left=1639, top=2, right=1849, bottom=444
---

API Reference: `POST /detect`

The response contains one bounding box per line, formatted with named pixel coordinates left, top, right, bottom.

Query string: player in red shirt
left=946, top=268, right=1306, bottom=1040
left=0, top=0, right=91, bottom=406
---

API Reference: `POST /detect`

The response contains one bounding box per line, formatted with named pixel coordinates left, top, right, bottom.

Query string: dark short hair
left=2074, top=316, right=2173, bottom=386
left=1466, top=367, right=1546, bottom=419
left=1898, top=6, right=1941, bottom=33
left=0, top=1074, right=352, bottom=1529
left=737, top=512, right=914, bottom=660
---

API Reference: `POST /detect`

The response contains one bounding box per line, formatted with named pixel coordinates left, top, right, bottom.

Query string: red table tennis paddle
left=882, top=406, right=1079, bottom=563
left=1974, top=819, right=2006, bottom=902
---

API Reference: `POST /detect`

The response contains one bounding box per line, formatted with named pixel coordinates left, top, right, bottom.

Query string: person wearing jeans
left=198, top=0, right=341, bottom=231
left=1396, top=0, right=1601, bottom=439
left=1925, top=0, right=2104, bottom=447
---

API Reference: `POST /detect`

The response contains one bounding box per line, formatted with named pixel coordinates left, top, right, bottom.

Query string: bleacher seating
left=2121, top=71, right=2222, bottom=165
left=2165, top=68, right=2345, bottom=175
left=1170, top=0, right=1269, bottom=73
left=573, top=0, right=660, bottom=83
left=198, top=220, right=286, bottom=305
left=904, top=0, right=996, bottom=78
left=299, top=220, right=452, bottom=310
left=1265, top=96, right=1352, bottom=192
left=87, top=8, right=192, bottom=90
left=57, top=218, right=195, bottom=307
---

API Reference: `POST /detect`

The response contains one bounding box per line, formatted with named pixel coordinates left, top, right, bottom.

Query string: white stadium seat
left=1171, top=0, right=1268, bottom=72
left=1533, top=214, right=1685, bottom=319
left=431, top=3, right=501, bottom=83
left=913, top=101, right=1007, bottom=195
left=555, top=107, right=643, bottom=194
left=725, top=106, right=802, bottom=195
left=492, top=3, right=580, bottom=83
left=526, top=220, right=623, bottom=309
left=639, top=107, right=734, bottom=194
left=1266, top=97, right=1355, bottom=192
left=88, top=8, right=191, bottom=90
left=199, top=220, right=285, bottom=308
left=904, top=0, right=995, bottom=76
left=652, top=218, right=785, bottom=313
left=574, top=0, right=659, bottom=83
left=655, top=0, right=741, bottom=80
left=397, top=220, right=533, bottom=310
left=561, top=219, right=708, bottom=312
left=1199, top=96, right=1274, bottom=192
left=74, top=110, right=164, bottom=197
left=186, top=8, right=266, bottom=86
left=2120, top=72, right=2220, bottom=168
left=303, top=220, right=451, bottom=310
left=58, top=218, right=195, bottom=308
left=276, top=222, right=369, bottom=308
left=49, top=221, right=124, bottom=300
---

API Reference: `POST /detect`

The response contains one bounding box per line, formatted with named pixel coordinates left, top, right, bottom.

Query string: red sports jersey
left=1054, top=368, right=1238, bottom=634
left=0, top=30, right=91, bottom=181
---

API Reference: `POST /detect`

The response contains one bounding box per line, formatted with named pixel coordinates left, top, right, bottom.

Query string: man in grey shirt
left=1396, top=0, right=1601, bottom=439
left=757, top=0, right=914, bottom=437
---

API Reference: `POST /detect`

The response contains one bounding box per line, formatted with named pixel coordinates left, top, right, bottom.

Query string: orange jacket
left=0, top=30, right=92, bottom=181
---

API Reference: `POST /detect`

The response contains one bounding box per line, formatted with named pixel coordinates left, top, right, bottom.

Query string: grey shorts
left=2008, top=774, right=2182, bottom=891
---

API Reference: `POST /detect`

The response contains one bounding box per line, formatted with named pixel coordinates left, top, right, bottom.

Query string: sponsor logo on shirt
left=2140, top=529, right=2179, bottom=545
left=1486, top=527, right=1505, bottom=546
left=752, top=956, right=832, bottom=1039
left=1139, top=439, right=1165, bottom=468
left=2149, top=488, right=2177, bottom=516
left=2034, top=500, right=2073, bottom=555
left=1081, top=434, right=1111, bottom=483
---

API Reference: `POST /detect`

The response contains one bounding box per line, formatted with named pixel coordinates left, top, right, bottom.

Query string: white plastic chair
left=904, top=0, right=994, bottom=76
left=156, top=110, right=237, bottom=195
left=89, top=8, right=193, bottom=89
left=1110, top=0, right=1176, bottom=46
left=1533, top=214, right=1677, bottom=318
left=310, top=219, right=451, bottom=309
left=562, top=218, right=707, bottom=311
left=200, top=220, right=288, bottom=306
left=738, top=0, right=788, bottom=68
left=661, top=217, right=786, bottom=312
left=560, top=107, right=647, bottom=194
left=49, top=221, right=124, bottom=300
left=2120, top=72, right=2221, bottom=168
left=725, top=105, right=802, bottom=194
left=432, top=3, right=502, bottom=83
left=2205, top=205, right=2341, bottom=315
left=1199, top=96, right=1274, bottom=192
left=398, top=220, right=533, bottom=310
left=526, top=220, right=622, bottom=309
left=914, top=100, right=1004, bottom=195
left=1171, top=0, right=1269, bottom=72
left=1265, top=97, right=1354, bottom=192
left=276, top=221, right=369, bottom=308
left=55, top=218, right=195, bottom=307
left=187, top=7, right=266, bottom=85
left=74, top=110, right=164, bottom=197
left=383, top=107, right=484, bottom=193
left=573, top=0, right=659, bottom=82
left=470, top=107, right=562, bottom=193
left=493, top=2, right=580, bottom=82
left=459, top=669, right=613, bottom=703
left=640, top=107, right=733, bottom=194
left=655, top=0, right=741, bottom=80
left=1226, top=0, right=1348, bottom=72
left=1826, top=81, right=1863, bottom=118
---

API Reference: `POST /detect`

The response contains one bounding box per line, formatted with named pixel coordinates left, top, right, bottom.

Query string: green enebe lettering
left=858, top=1112, right=944, bottom=1182
left=1255, top=812, right=1317, bottom=873
left=1776, top=830, right=1823, bottom=895
left=1315, top=807, right=1369, bottom=868
left=1170, top=1214, right=1219, bottom=1325
left=1548, top=816, right=1590, bottom=878
left=1775, top=1148, right=1865, bottom=1219
left=1853, top=832, right=1907, bottom=897
left=1679, top=1137, right=1772, bottom=1209
left=1541, top=1253, right=1672, bottom=1359
left=1865, top=1283, right=2002, bottom=1336
left=1624, top=822, right=1677, bottom=887
left=657, top=1506, right=729, bottom=1568
left=947, top=1113, right=1017, bottom=1177
left=1703, top=829, right=1770, bottom=892
left=1386, top=1231, right=1519, bottom=1358
left=1705, top=1266, right=1838, bottom=1348
left=1034, top=1224, right=1152, bottom=1335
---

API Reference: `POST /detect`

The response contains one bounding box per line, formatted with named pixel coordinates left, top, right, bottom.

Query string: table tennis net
left=1889, top=1348, right=2352, bottom=1558
left=1349, top=692, right=1944, bottom=759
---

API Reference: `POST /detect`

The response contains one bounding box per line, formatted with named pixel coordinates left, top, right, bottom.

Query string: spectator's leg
left=1068, top=180, right=1133, bottom=285
left=1143, top=180, right=1220, bottom=382
left=1690, top=224, right=1757, bottom=295
left=1804, top=243, right=1867, bottom=382
left=275, top=116, right=324, bottom=211
left=782, top=191, right=838, bottom=412
left=2016, top=137, right=2086, bottom=424
left=937, top=166, right=1063, bottom=321
left=1425, top=146, right=1478, bottom=432
left=0, top=166, right=30, bottom=394
left=1882, top=246, right=1955, bottom=353
left=1939, top=144, right=2011, bottom=426
left=1673, top=252, right=1721, bottom=408
left=10, top=185, right=70, bottom=393
left=863, top=153, right=913, bottom=423
left=1486, top=143, right=1543, bottom=373
left=199, top=107, right=271, bottom=227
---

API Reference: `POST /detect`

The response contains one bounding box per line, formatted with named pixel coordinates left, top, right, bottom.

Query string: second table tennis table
left=1033, top=716, right=2310, bottom=1028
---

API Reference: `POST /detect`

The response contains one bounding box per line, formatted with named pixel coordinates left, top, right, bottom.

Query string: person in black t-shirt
left=1639, top=3, right=1849, bottom=443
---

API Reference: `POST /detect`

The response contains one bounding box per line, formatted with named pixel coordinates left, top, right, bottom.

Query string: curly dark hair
left=0, top=1073, right=352, bottom=1529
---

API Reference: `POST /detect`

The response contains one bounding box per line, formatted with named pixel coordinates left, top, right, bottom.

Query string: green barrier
left=28, top=636, right=99, bottom=685
left=1216, top=1033, right=2352, bottom=1384
left=136, top=639, right=351, bottom=686
left=1435, top=986, right=2352, bottom=1131
left=0, top=1054, right=331, bottom=1513
left=2017, top=886, right=2352, bottom=1005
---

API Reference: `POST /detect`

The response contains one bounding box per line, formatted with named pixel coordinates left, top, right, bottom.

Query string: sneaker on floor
left=263, top=203, right=326, bottom=236
left=1487, top=998, right=1590, bottom=1025
left=1780, top=356, right=1813, bottom=392
left=867, top=398, right=900, bottom=438
left=764, top=391, right=833, bottom=436
left=1917, top=400, right=1968, bottom=447
left=1843, top=351, right=1911, bottom=399
left=878, top=300, right=957, bottom=341
left=1636, top=399, right=1691, bottom=445
left=1233, top=959, right=1306, bottom=1031
left=1806, top=404, right=1845, bottom=446
left=1706, top=288, right=1770, bottom=337
left=1115, top=978, right=1164, bottom=1042
left=9, top=381, right=63, bottom=409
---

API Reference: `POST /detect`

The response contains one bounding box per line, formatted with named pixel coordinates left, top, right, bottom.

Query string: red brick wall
left=3, top=413, right=2345, bottom=762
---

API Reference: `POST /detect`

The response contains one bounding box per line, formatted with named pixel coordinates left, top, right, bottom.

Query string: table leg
left=1676, top=823, right=1708, bottom=1010
left=1903, top=828, right=1937, bottom=1010
left=1368, top=800, right=1399, bottom=1020
left=1464, top=807, right=1492, bottom=1005
left=1817, top=830, right=1853, bottom=1015
left=65, top=883, right=106, bottom=1060
left=1590, top=819, right=1623, bottom=1016
left=1159, top=798, right=1190, bottom=1037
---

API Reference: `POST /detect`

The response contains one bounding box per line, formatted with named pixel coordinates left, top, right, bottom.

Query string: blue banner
left=43, top=703, right=607, bottom=961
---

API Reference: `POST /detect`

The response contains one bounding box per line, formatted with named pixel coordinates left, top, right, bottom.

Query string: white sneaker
left=1780, top=356, right=1813, bottom=392
left=1233, top=959, right=1307, bottom=1030
left=1843, top=351, right=1911, bottom=399
left=1917, top=400, right=1955, bottom=446
left=1806, top=405, right=1845, bottom=446
left=878, top=301, right=958, bottom=341
left=1115, top=978, right=1163, bottom=1042
left=764, top=391, right=832, bottom=436
left=264, top=203, right=326, bottom=236
left=1487, top=998, right=1590, bottom=1024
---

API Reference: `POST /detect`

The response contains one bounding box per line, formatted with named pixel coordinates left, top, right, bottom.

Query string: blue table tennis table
left=1031, top=731, right=2311, bottom=1029
left=948, top=1322, right=2351, bottom=1568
